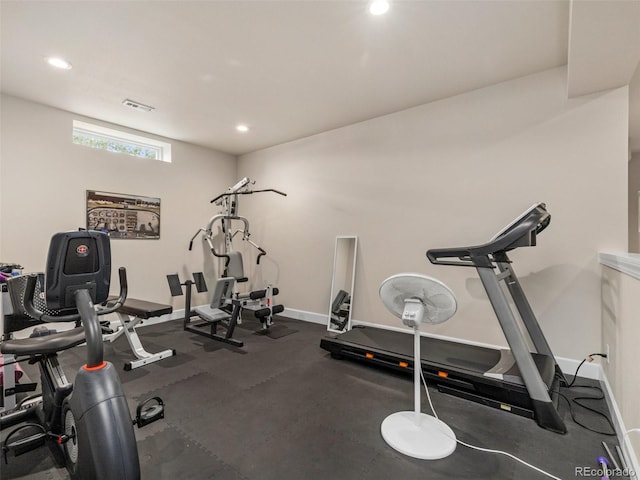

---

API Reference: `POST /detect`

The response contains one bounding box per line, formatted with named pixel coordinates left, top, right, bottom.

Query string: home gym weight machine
left=188, top=178, right=286, bottom=330
left=167, top=272, right=243, bottom=347
left=1, top=231, right=164, bottom=479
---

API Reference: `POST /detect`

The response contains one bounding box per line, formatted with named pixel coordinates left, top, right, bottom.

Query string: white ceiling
left=1, top=0, right=639, bottom=156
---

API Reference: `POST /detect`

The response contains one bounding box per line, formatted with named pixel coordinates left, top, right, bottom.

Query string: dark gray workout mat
left=1, top=316, right=624, bottom=480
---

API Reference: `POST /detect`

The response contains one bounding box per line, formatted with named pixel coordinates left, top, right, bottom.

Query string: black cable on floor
left=559, top=352, right=616, bottom=436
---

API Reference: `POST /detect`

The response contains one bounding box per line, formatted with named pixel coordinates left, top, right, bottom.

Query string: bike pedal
left=134, top=396, right=164, bottom=428
left=3, top=426, right=47, bottom=461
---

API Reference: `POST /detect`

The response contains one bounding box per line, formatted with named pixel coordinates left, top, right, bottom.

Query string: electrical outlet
left=606, top=344, right=610, bottom=364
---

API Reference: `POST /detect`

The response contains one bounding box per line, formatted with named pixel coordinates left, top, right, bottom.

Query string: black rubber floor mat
left=252, top=323, right=298, bottom=339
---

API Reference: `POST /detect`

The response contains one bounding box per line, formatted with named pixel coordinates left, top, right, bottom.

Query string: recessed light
left=236, top=124, right=249, bottom=133
left=369, top=0, right=390, bottom=15
left=46, top=57, right=73, bottom=70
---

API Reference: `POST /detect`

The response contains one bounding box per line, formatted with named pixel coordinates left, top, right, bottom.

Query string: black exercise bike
left=1, top=230, right=164, bottom=479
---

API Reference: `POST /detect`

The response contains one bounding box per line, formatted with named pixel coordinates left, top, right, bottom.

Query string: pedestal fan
left=379, top=273, right=458, bottom=460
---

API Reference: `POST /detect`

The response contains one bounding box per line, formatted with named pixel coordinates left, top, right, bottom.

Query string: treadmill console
left=490, top=202, right=550, bottom=244
left=426, top=202, right=551, bottom=266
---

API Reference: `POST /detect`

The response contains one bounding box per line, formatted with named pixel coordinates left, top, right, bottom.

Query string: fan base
left=381, top=411, right=456, bottom=460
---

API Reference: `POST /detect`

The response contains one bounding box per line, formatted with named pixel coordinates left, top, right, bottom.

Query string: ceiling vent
left=122, top=99, right=155, bottom=112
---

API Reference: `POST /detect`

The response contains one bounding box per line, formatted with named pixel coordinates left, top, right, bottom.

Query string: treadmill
left=320, top=202, right=567, bottom=434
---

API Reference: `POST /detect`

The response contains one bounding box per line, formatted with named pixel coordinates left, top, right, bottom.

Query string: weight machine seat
left=110, top=298, right=173, bottom=319
left=193, top=305, right=231, bottom=324
left=1, top=327, right=85, bottom=356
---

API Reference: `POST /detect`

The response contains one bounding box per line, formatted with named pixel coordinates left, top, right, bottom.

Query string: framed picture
left=86, top=190, right=160, bottom=239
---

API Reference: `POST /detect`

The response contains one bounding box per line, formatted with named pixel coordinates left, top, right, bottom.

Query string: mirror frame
left=327, top=235, right=358, bottom=333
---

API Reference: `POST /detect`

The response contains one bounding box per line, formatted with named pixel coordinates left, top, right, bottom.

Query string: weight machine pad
left=193, top=305, right=231, bottom=324
left=227, top=252, right=245, bottom=280
left=111, top=298, right=173, bottom=319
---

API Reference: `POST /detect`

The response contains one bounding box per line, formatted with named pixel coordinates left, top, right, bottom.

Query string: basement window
left=72, top=120, right=171, bottom=162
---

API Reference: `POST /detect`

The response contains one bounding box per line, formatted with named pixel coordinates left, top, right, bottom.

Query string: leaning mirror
left=327, top=236, right=357, bottom=333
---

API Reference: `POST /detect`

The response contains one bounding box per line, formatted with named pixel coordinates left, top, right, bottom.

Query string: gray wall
left=0, top=94, right=237, bottom=308
left=0, top=66, right=631, bottom=362
left=237, top=67, right=629, bottom=360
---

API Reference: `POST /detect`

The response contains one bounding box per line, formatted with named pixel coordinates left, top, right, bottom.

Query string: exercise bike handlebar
left=210, top=188, right=287, bottom=204
left=22, top=267, right=129, bottom=323
left=111, top=266, right=129, bottom=311
left=75, top=289, right=104, bottom=367
left=22, top=267, right=127, bottom=368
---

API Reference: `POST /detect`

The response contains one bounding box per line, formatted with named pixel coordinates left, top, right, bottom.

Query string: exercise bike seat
left=1, top=326, right=85, bottom=356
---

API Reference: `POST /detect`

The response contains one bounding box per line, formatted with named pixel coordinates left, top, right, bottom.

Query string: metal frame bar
left=103, top=312, right=176, bottom=370
left=475, top=260, right=566, bottom=433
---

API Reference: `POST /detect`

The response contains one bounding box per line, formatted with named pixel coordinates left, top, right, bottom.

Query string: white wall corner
left=283, top=308, right=327, bottom=325
left=599, top=252, right=640, bottom=280
left=600, top=367, right=639, bottom=480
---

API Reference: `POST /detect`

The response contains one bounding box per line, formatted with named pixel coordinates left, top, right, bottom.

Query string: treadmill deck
left=320, top=326, right=559, bottom=418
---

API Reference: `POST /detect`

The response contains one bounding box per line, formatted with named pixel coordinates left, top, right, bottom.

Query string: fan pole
left=378, top=274, right=457, bottom=460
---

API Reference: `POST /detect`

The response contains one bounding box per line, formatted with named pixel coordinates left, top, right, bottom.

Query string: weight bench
left=103, top=298, right=176, bottom=370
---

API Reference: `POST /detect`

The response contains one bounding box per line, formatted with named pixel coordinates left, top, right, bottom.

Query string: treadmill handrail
left=427, top=204, right=550, bottom=267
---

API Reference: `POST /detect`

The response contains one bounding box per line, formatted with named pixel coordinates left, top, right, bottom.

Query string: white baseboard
left=556, top=356, right=601, bottom=381
left=143, top=306, right=325, bottom=327
left=600, top=370, right=639, bottom=479
left=284, top=311, right=604, bottom=381
left=143, top=306, right=329, bottom=327
left=283, top=307, right=327, bottom=325
left=288, top=312, right=603, bottom=381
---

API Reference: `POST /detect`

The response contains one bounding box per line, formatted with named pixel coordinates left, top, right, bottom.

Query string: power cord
left=418, top=368, right=563, bottom=480
left=564, top=353, right=605, bottom=388
left=559, top=353, right=616, bottom=436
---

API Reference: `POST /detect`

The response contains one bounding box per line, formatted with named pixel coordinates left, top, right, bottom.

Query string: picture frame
left=86, top=190, right=160, bottom=239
